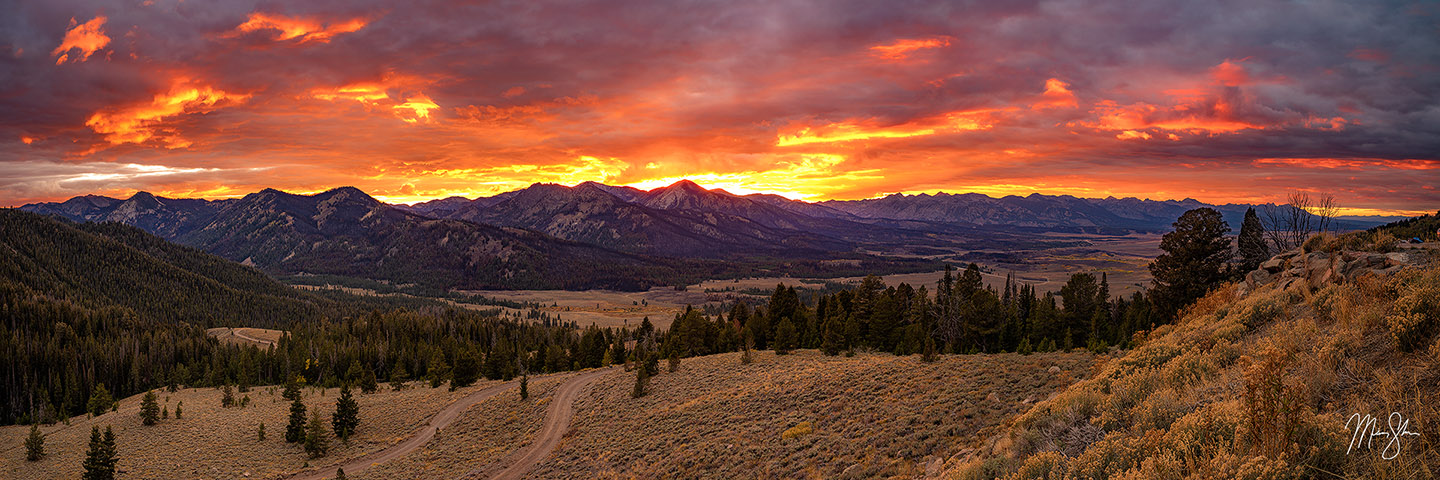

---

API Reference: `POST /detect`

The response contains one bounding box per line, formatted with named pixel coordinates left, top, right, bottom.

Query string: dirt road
left=230, top=328, right=276, bottom=347
left=286, top=380, right=517, bottom=480
left=484, top=368, right=612, bottom=480
left=286, top=368, right=613, bottom=480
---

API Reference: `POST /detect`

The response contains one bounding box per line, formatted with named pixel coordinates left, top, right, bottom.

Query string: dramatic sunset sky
left=2, top=0, right=1437, bottom=214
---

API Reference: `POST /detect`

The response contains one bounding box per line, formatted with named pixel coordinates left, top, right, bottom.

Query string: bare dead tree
left=1313, top=193, right=1339, bottom=234
left=1261, top=192, right=1316, bottom=252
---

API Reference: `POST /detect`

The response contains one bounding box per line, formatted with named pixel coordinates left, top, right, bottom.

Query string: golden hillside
left=944, top=240, right=1439, bottom=479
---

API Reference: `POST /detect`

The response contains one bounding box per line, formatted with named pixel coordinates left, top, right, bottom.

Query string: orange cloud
left=870, top=36, right=952, bottom=60
left=394, top=95, right=440, bottom=123
left=1254, top=158, right=1438, bottom=171
left=51, top=16, right=110, bottom=64
left=776, top=109, right=1002, bottom=147
left=311, top=83, right=389, bottom=104
left=1033, top=78, right=1078, bottom=109
left=1210, top=59, right=1250, bottom=86
left=231, top=12, right=368, bottom=44
left=85, top=80, right=249, bottom=149
left=1089, top=98, right=1262, bottom=133
left=1116, top=130, right=1151, bottom=140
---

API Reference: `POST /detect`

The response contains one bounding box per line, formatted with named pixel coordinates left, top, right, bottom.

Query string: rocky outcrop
left=1238, top=248, right=1414, bottom=295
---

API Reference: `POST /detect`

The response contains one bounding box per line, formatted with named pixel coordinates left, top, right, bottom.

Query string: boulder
left=1261, top=257, right=1286, bottom=273
left=1385, top=252, right=1409, bottom=265
left=1246, top=269, right=1273, bottom=288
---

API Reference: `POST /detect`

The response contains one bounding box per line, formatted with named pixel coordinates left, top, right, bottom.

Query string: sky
left=1, top=0, right=1438, bottom=215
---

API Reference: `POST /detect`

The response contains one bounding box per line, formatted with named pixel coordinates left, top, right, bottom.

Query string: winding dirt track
left=485, top=367, right=611, bottom=480
left=286, top=368, right=612, bottom=480
left=286, top=380, right=516, bottom=480
left=230, top=328, right=276, bottom=347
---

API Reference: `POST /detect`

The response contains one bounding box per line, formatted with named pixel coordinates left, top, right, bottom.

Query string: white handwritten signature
left=1346, top=412, right=1421, bottom=460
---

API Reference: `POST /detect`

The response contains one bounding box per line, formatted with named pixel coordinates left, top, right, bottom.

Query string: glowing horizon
left=2, top=1, right=1438, bottom=216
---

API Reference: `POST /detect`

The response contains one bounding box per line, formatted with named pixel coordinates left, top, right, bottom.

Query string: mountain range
left=18, top=180, right=1395, bottom=290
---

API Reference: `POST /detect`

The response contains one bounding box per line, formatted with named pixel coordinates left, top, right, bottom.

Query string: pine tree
left=519, top=374, right=529, bottom=400
left=304, top=410, right=329, bottom=458
left=1018, top=337, right=1033, bottom=355
left=87, top=384, right=114, bottom=417
left=175, top=401, right=183, bottom=419
left=221, top=384, right=236, bottom=408
left=258, top=422, right=266, bottom=441
left=140, top=390, right=160, bottom=425
left=609, top=335, right=628, bottom=369
left=820, top=318, right=843, bottom=356
left=774, top=318, right=797, bottom=355
left=332, top=385, right=360, bottom=441
left=25, top=424, right=44, bottom=461
left=631, top=366, right=648, bottom=398
left=359, top=368, right=379, bottom=394
left=336, top=467, right=348, bottom=480
left=667, top=349, right=680, bottom=373
left=427, top=352, right=450, bottom=389
left=1150, top=208, right=1233, bottom=319
left=282, top=376, right=302, bottom=401
left=345, top=362, right=364, bottom=386
left=162, top=405, right=169, bottom=419
left=1238, top=207, right=1270, bottom=273
left=451, top=350, right=479, bottom=390
left=922, top=335, right=937, bottom=363
left=741, top=330, right=756, bottom=364
left=81, top=425, right=117, bottom=480
left=389, top=362, right=409, bottom=391
left=285, top=397, right=307, bottom=443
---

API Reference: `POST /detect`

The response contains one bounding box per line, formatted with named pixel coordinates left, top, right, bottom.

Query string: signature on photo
left=1346, top=412, right=1421, bottom=460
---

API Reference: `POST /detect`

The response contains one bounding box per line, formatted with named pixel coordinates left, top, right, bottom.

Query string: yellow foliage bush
left=1004, top=451, right=1066, bottom=480
left=780, top=420, right=812, bottom=440
left=1384, top=267, right=1440, bottom=351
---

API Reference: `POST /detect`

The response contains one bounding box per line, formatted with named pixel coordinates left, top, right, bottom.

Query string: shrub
left=1240, top=348, right=1305, bottom=458
left=1385, top=270, right=1440, bottom=351
left=1304, top=231, right=1398, bottom=253
left=1010, top=451, right=1067, bottom=480
left=781, top=421, right=813, bottom=440
left=1227, top=287, right=1290, bottom=329
left=1129, top=387, right=1190, bottom=433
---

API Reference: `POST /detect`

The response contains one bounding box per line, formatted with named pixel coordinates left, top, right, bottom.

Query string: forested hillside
left=0, top=209, right=322, bottom=327
left=0, top=210, right=620, bottom=425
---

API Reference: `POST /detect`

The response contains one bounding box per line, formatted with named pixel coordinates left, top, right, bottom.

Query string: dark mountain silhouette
left=20, top=187, right=700, bottom=290
left=820, top=192, right=1382, bottom=232
left=408, top=180, right=862, bottom=257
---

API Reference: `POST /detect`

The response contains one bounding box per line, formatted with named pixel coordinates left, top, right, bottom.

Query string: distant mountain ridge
left=20, top=187, right=709, bottom=290
left=19, top=181, right=1396, bottom=290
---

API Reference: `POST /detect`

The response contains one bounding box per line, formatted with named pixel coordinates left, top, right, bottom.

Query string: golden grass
left=945, top=261, right=1440, bottom=480
left=529, top=350, right=1097, bottom=479
left=353, top=378, right=558, bottom=480
left=0, top=379, right=502, bottom=479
